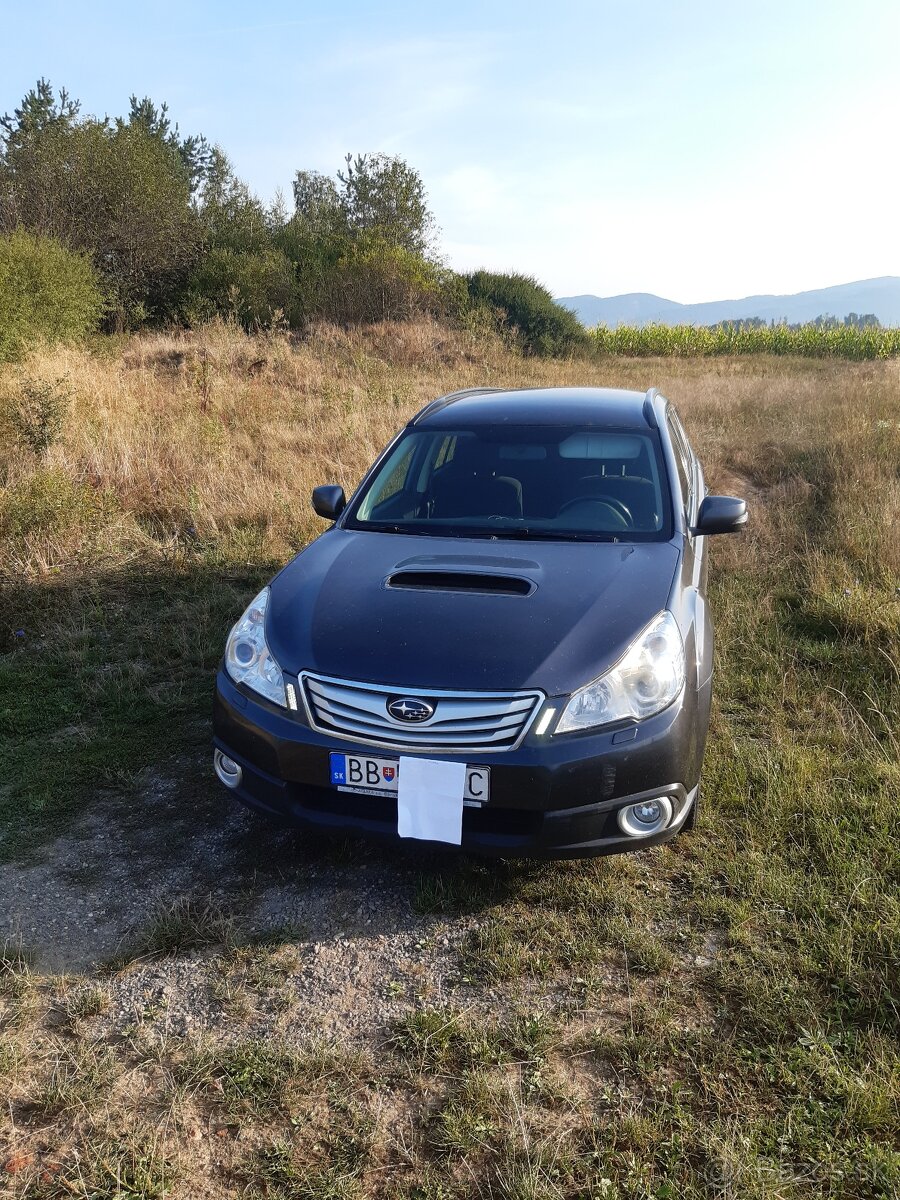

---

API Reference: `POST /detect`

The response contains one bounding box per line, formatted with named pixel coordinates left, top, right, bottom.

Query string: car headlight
left=556, top=611, right=685, bottom=734
left=224, top=587, right=287, bottom=707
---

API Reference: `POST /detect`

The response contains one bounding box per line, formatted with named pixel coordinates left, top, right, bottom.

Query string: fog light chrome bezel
left=214, top=750, right=243, bottom=789
left=617, top=795, right=673, bottom=837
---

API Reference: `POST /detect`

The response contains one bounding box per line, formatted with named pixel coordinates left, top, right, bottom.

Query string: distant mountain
left=556, top=277, right=900, bottom=328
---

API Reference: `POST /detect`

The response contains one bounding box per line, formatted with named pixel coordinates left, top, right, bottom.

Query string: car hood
left=266, top=529, right=680, bottom=696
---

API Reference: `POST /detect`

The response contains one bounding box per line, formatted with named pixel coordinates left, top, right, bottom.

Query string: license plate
left=329, top=752, right=489, bottom=805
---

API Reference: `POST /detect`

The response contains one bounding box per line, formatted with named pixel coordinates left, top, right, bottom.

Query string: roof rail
left=411, top=387, right=504, bottom=424
left=642, top=387, right=660, bottom=428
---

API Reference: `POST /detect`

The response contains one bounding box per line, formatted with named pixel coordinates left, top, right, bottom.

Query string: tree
left=285, top=152, right=441, bottom=323
left=125, top=95, right=213, bottom=194
left=197, top=148, right=271, bottom=254
left=291, top=170, right=343, bottom=236
left=291, top=153, right=435, bottom=256
left=2, top=85, right=475, bottom=337
left=0, top=83, right=199, bottom=327
left=337, top=153, right=434, bottom=255
left=0, top=78, right=79, bottom=163
left=844, top=312, right=880, bottom=329
left=94, top=122, right=199, bottom=323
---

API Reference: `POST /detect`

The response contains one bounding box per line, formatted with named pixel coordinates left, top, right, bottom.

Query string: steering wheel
left=558, top=496, right=632, bottom=525
left=555, top=498, right=631, bottom=530
left=562, top=494, right=633, bottom=524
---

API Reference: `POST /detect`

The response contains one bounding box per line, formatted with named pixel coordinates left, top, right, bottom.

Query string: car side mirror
left=691, top=494, right=748, bottom=536
left=312, top=485, right=346, bottom=520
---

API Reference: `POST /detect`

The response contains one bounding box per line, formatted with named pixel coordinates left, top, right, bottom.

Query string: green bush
left=182, top=247, right=298, bottom=329
left=10, top=375, right=73, bottom=454
left=466, top=271, right=588, bottom=357
left=281, top=227, right=451, bottom=325
left=322, top=233, right=445, bottom=323
left=0, top=229, right=104, bottom=361
left=0, top=467, right=110, bottom=539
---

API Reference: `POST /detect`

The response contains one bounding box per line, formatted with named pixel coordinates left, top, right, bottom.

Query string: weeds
left=0, top=467, right=110, bottom=541
left=8, top=375, right=73, bottom=454
left=110, top=896, right=235, bottom=966
left=183, top=1039, right=302, bottom=1115
left=0, top=329, right=898, bottom=1197
left=392, top=1008, right=557, bottom=1074
left=0, top=937, right=33, bottom=1004
left=180, top=1038, right=369, bottom=1118
left=20, top=1135, right=174, bottom=1198
left=23, top=1040, right=118, bottom=1120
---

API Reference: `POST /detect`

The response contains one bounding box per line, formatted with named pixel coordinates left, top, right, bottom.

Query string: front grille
left=299, top=672, right=543, bottom=753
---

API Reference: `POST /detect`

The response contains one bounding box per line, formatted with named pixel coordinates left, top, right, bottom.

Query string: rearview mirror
left=312, top=485, right=346, bottom=520
left=691, top=494, right=748, bottom=536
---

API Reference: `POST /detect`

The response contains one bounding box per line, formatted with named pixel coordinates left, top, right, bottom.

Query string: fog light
left=634, top=800, right=661, bottom=824
left=617, top=796, right=672, bottom=837
left=214, top=750, right=242, bottom=789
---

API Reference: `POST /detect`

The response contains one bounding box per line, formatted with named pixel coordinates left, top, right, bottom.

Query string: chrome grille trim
left=299, top=672, right=544, bottom=753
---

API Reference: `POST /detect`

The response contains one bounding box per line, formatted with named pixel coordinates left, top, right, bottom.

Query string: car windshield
left=344, top=425, right=672, bottom=542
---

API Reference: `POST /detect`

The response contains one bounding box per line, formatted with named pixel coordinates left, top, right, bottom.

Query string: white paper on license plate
left=397, top=755, right=465, bottom=845
left=329, top=752, right=489, bottom=805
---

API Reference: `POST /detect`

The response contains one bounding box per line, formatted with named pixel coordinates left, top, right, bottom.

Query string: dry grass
left=3, top=317, right=896, bottom=577
left=1, top=322, right=898, bottom=1197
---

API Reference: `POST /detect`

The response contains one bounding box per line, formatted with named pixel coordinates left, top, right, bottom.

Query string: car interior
left=355, top=429, right=666, bottom=536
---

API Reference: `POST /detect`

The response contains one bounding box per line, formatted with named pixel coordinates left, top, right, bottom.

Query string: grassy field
left=0, top=321, right=898, bottom=1198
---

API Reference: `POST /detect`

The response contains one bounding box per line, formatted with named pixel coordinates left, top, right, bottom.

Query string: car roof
left=411, top=386, right=661, bottom=429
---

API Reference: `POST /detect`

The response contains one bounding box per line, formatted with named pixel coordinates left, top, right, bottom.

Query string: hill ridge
left=556, top=276, right=900, bottom=328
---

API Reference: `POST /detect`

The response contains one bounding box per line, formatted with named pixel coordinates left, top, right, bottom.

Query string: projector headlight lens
left=556, top=611, right=685, bottom=733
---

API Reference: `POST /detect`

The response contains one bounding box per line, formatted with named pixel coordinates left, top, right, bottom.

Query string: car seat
left=430, top=439, right=523, bottom=519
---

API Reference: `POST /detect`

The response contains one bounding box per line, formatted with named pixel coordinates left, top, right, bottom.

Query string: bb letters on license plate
left=330, top=752, right=489, bottom=804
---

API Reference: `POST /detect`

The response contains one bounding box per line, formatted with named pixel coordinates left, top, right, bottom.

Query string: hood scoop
left=386, top=570, right=534, bottom=597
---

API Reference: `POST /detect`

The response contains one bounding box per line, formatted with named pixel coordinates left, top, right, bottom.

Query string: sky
left=2, top=0, right=898, bottom=301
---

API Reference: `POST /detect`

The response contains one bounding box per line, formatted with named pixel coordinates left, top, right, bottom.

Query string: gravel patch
left=1, top=762, right=591, bottom=1044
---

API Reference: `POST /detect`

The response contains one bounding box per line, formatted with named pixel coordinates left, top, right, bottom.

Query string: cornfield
left=590, top=321, right=900, bottom=359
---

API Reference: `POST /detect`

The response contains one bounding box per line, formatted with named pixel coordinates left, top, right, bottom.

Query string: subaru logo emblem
left=387, top=697, right=435, bottom=723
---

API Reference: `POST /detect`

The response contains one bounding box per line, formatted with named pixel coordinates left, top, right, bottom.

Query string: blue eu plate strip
left=329, top=753, right=347, bottom=786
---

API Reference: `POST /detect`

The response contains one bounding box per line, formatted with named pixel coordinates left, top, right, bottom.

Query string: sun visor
left=558, top=434, right=644, bottom=459
left=499, top=444, right=547, bottom=460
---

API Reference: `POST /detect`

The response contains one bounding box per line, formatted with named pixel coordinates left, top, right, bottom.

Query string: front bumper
left=213, top=667, right=707, bottom=859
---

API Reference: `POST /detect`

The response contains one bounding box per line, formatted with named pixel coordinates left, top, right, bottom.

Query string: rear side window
left=666, top=409, right=694, bottom=517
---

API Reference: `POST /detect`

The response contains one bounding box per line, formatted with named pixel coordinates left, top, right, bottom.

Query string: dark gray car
left=213, top=387, right=747, bottom=857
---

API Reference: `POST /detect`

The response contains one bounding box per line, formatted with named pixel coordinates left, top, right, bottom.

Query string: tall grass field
left=590, top=321, right=900, bottom=359
left=0, top=322, right=898, bottom=1198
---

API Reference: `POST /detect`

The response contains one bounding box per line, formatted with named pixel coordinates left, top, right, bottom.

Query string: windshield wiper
left=355, top=522, right=442, bottom=536
left=353, top=522, right=620, bottom=543
left=487, top=528, right=620, bottom=543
